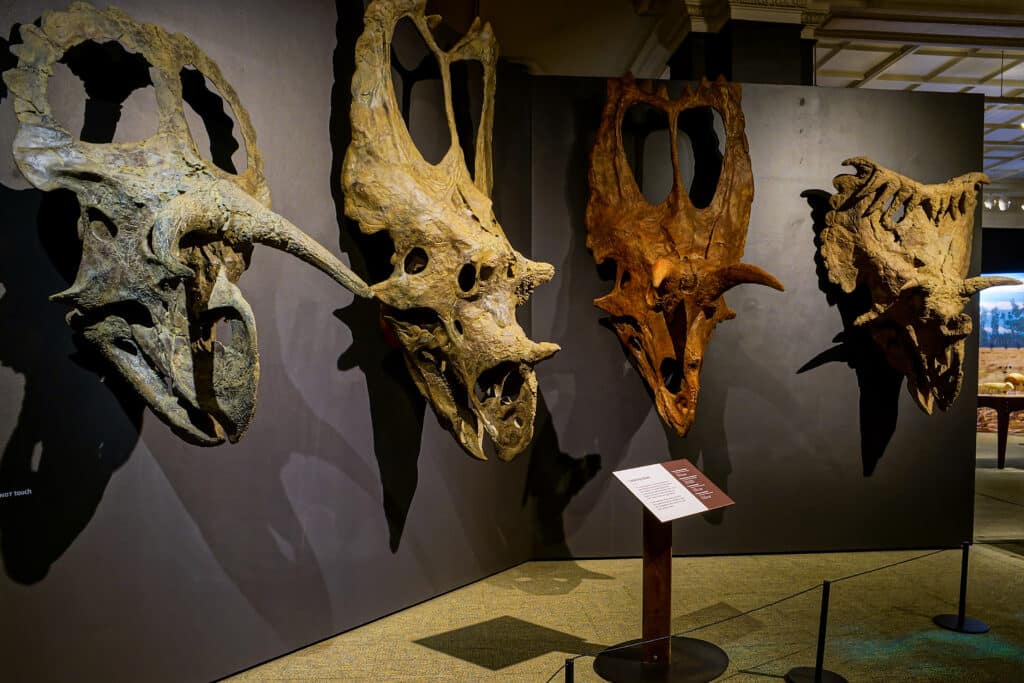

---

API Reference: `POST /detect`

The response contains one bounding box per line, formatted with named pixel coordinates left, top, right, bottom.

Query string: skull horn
left=151, top=182, right=372, bottom=298
left=652, top=257, right=680, bottom=290
left=697, top=263, right=784, bottom=303
left=961, top=275, right=1021, bottom=297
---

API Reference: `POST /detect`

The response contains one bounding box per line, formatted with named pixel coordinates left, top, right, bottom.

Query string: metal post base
left=932, top=614, right=990, bottom=634
left=784, top=666, right=849, bottom=683
left=593, top=636, right=729, bottom=682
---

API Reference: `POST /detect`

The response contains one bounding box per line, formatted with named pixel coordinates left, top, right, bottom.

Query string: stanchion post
left=814, top=580, right=831, bottom=680
left=933, top=541, right=990, bottom=634
left=564, top=657, right=574, bottom=683
left=956, top=542, right=969, bottom=630
left=784, top=581, right=848, bottom=683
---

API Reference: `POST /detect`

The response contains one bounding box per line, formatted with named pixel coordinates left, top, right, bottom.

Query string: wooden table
left=977, top=393, right=1024, bottom=469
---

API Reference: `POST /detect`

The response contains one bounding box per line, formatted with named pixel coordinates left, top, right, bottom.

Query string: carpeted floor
left=229, top=436, right=1023, bottom=682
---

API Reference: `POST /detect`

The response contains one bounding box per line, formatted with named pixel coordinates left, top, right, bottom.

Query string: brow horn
left=960, top=275, right=1021, bottom=297
left=697, top=263, right=784, bottom=303
left=151, top=182, right=372, bottom=298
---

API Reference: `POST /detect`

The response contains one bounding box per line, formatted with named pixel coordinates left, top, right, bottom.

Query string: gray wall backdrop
left=530, top=77, right=983, bottom=558
left=0, top=2, right=535, bottom=681
left=0, top=3, right=983, bottom=682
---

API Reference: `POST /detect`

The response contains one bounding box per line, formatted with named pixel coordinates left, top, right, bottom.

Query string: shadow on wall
left=329, top=1, right=498, bottom=552
left=522, top=391, right=601, bottom=558
left=530, top=88, right=657, bottom=543
left=0, top=24, right=144, bottom=585
left=330, top=0, right=426, bottom=553
left=797, top=189, right=902, bottom=476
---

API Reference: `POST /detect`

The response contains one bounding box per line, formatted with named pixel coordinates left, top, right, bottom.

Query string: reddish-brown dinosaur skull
left=586, top=75, right=783, bottom=436
left=343, top=0, right=559, bottom=460
left=4, top=3, right=370, bottom=445
left=821, top=157, right=1018, bottom=413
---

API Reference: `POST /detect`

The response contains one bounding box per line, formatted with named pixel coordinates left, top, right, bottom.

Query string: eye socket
left=404, top=247, right=429, bottom=274
left=458, top=263, right=477, bottom=292
left=86, top=207, right=118, bottom=241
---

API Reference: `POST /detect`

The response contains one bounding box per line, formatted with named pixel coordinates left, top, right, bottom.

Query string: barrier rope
left=543, top=547, right=951, bottom=682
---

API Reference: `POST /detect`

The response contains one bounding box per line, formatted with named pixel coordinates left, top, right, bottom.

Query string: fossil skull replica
left=4, top=3, right=370, bottom=445
left=586, top=75, right=783, bottom=436
left=821, top=157, right=1018, bottom=414
left=343, top=0, right=559, bottom=461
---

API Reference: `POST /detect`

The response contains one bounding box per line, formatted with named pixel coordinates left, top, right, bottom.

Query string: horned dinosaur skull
left=343, top=0, right=559, bottom=461
left=821, top=157, right=1018, bottom=413
left=586, top=75, right=783, bottom=437
left=4, top=3, right=370, bottom=445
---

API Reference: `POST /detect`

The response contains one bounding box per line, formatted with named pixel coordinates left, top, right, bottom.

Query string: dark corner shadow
left=329, top=1, right=426, bottom=553
left=797, top=189, right=902, bottom=476
left=522, top=391, right=601, bottom=561
left=0, top=24, right=144, bottom=584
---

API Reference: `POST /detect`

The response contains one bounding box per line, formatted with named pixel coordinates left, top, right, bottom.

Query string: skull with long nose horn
left=343, top=0, right=559, bottom=461
left=821, top=157, right=1019, bottom=413
left=586, top=75, right=783, bottom=437
left=4, top=3, right=370, bottom=445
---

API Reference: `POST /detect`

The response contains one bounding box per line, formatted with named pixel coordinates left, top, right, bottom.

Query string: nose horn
left=151, top=182, right=372, bottom=298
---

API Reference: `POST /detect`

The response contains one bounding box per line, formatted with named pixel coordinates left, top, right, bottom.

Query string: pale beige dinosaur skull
left=586, top=75, right=783, bottom=437
left=343, top=0, right=559, bottom=461
left=4, top=2, right=370, bottom=445
left=821, top=157, right=1018, bottom=413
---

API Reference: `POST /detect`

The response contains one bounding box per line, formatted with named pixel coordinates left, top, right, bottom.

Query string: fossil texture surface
left=586, top=75, right=783, bottom=436
left=4, top=2, right=370, bottom=445
left=343, top=0, right=559, bottom=460
left=821, top=157, right=1018, bottom=413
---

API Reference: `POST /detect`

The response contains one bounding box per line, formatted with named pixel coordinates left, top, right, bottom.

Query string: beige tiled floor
left=231, top=437, right=1023, bottom=682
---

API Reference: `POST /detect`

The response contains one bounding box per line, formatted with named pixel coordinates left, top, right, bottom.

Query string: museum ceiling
left=449, top=0, right=1024, bottom=225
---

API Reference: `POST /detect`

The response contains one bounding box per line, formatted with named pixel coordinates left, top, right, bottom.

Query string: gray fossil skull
left=343, top=0, right=559, bottom=460
left=821, top=157, right=1018, bottom=413
left=4, top=2, right=370, bottom=445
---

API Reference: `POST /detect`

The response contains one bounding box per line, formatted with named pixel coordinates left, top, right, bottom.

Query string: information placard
left=613, top=459, right=734, bottom=523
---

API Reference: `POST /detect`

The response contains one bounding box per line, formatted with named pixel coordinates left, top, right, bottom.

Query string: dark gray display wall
left=0, top=2, right=986, bottom=681
left=529, top=77, right=983, bottom=558
left=0, top=2, right=535, bottom=682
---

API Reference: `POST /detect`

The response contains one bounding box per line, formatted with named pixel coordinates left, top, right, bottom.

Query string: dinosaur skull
left=586, top=75, right=783, bottom=436
left=821, top=157, right=1018, bottom=413
left=343, top=0, right=559, bottom=460
left=4, top=3, right=369, bottom=445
